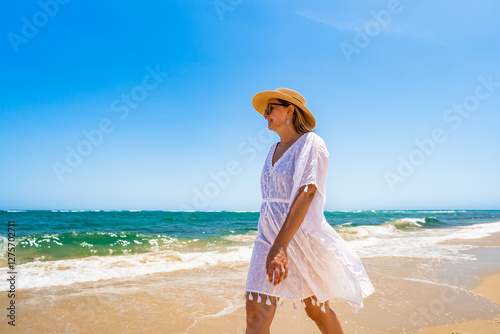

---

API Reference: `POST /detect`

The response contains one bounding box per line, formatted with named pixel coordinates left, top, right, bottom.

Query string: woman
left=245, top=88, right=375, bottom=333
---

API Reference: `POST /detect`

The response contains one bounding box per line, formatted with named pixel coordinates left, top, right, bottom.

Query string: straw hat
left=252, top=88, right=316, bottom=128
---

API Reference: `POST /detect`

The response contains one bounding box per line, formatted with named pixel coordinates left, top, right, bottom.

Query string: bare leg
left=303, top=295, right=344, bottom=334
left=245, top=292, right=278, bottom=334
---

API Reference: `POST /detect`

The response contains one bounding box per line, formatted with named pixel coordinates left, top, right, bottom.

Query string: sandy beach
left=2, top=233, right=500, bottom=333
left=415, top=270, right=500, bottom=334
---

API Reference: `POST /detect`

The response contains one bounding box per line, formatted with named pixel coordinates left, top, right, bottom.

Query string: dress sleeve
left=298, top=135, right=329, bottom=197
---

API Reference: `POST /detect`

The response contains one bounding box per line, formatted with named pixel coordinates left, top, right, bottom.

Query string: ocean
left=1, top=210, right=499, bottom=291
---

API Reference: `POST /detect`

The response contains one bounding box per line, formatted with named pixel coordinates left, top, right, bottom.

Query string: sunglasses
left=265, top=103, right=289, bottom=115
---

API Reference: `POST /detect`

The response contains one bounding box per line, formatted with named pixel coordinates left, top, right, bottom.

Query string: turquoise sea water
left=1, top=210, right=499, bottom=290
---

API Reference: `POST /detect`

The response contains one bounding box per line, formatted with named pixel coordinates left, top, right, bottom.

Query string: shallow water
left=1, top=210, right=499, bottom=290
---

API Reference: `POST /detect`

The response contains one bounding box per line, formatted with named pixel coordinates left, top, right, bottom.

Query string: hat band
left=289, top=95, right=304, bottom=104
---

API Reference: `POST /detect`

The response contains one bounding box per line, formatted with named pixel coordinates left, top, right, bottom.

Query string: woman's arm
left=266, top=183, right=317, bottom=286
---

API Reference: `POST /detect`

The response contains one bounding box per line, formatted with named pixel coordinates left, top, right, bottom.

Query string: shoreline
left=1, top=233, right=500, bottom=333
left=415, top=270, right=500, bottom=334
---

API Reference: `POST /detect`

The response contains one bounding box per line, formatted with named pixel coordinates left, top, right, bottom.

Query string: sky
left=1, top=0, right=499, bottom=211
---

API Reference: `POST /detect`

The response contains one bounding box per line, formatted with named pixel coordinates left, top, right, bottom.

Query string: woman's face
left=264, top=98, right=290, bottom=131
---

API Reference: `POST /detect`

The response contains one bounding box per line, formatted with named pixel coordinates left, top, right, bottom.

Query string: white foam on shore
left=186, top=291, right=245, bottom=331
left=2, top=221, right=499, bottom=290
left=344, top=221, right=500, bottom=260
left=0, top=245, right=254, bottom=290
left=222, top=230, right=258, bottom=242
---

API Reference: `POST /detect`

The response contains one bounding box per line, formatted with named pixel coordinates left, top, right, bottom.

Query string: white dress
left=245, top=131, right=374, bottom=312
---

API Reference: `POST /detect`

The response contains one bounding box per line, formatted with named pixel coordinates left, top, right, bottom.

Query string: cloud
left=296, top=9, right=448, bottom=46
left=296, top=9, right=360, bottom=32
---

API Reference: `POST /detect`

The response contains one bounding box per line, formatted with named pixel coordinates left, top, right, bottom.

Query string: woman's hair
left=277, top=99, right=315, bottom=134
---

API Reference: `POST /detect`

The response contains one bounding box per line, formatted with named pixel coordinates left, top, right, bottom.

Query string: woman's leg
left=245, top=292, right=277, bottom=334
left=303, top=295, right=344, bottom=334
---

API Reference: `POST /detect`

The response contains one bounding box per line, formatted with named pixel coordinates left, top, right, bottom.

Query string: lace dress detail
left=245, top=132, right=374, bottom=312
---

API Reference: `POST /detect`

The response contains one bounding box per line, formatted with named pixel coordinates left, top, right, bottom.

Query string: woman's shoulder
left=305, top=131, right=319, bottom=140
left=305, top=131, right=329, bottom=156
left=305, top=131, right=326, bottom=147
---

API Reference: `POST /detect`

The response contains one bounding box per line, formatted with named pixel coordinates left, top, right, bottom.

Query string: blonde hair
left=277, top=99, right=315, bottom=134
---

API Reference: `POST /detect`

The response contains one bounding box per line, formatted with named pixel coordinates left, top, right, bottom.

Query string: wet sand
left=415, top=270, right=500, bottom=334
left=1, top=234, right=500, bottom=333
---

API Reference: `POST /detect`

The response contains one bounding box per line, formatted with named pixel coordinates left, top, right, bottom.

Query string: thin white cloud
left=296, top=9, right=360, bottom=32
left=296, top=9, right=449, bottom=46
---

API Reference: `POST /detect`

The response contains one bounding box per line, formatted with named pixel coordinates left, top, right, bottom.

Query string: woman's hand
left=263, top=185, right=315, bottom=286
left=266, top=242, right=289, bottom=286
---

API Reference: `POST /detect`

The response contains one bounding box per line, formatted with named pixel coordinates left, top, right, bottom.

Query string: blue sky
left=1, top=0, right=499, bottom=211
